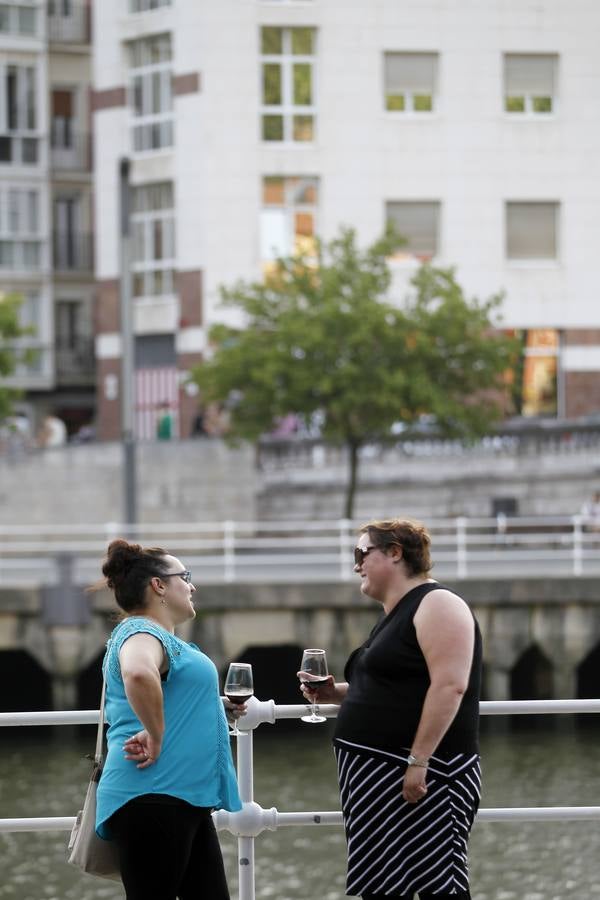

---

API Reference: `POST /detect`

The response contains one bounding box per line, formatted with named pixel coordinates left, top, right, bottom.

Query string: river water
left=0, top=721, right=599, bottom=899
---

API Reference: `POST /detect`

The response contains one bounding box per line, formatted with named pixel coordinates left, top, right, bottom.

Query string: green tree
left=191, top=227, right=517, bottom=518
left=0, top=292, right=33, bottom=423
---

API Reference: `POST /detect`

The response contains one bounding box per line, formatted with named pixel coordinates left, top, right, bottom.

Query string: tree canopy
left=191, top=227, right=518, bottom=517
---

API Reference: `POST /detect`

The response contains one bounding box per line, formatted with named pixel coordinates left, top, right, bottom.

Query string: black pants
left=109, top=795, right=230, bottom=900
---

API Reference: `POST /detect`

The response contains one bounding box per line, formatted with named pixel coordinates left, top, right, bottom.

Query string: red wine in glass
left=224, top=663, right=253, bottom=736
left=300, top=650, right=328, bottom=723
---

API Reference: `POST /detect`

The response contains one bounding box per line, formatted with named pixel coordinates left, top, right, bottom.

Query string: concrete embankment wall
left=257, top=446, right=600, bottom=520
left=1, top=438, right=599, bottom=525
left=0, top=440, right=257, bottom=525
left=1, top=578, right=599, bottom=708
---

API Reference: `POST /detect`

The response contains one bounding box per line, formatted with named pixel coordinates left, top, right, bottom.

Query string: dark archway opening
left=511, top=645, right=554, bottom=700
left=75, top=652, right=105, bottom=737
left=0, top=650, right=52, bottom=713
left=0, top=651, right=53, bottom=744
left=510, top=644, right=554, bottom=731
left=77, top=653, right=104, bottom=710
left=575, top=643, right=600, bottom=730
left=577, top=643, right=600, bottom=699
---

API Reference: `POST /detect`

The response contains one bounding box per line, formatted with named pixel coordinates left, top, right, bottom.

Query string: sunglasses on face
left=162, top=570, right=192, bottom=584
left=353, top=546, right=378, bottom=566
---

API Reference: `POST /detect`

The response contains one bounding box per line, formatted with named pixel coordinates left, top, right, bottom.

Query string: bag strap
left=94, top=677, right=106, bottom=766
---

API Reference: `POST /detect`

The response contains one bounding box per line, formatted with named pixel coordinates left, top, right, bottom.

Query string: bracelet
left=406, top=753, right=429, bottom=768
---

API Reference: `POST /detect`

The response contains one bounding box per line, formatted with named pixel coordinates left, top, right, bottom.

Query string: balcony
left=52, top=233, right=93, bottom=274
left=55, top=338, right=95, bottom=384
left=47, top=4, right=90, bottom=44
left=50, top=132, right=91, bottom=173
left=5, top=345, right=53, bottom=387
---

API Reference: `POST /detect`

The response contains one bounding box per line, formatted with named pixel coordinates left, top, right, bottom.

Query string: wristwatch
left=406, top=754, right=429, bottom=768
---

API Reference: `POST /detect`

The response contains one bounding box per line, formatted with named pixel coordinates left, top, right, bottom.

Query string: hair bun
left=102, top=538, right=144, bottom=588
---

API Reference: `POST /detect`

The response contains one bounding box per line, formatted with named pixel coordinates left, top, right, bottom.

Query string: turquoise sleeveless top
left=96, top=617, right=242, bottom=839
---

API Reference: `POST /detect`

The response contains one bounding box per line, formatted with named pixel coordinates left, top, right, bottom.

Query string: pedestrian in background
left=299, top=518, right=482, bottom=899
left=156, top=403, right=173, bottom=440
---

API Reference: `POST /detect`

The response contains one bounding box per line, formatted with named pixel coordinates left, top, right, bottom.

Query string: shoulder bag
left=67, top=679, right=121, bottom=881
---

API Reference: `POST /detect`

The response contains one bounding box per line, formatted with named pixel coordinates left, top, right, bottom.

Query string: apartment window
left=504, top=54, right=557, bottom=114
left=384, top=52, right=437, bottom=112
left=0, top=63, right=38, bottom=164
left=132, top=182, right=175, bottom=297
left=17, top=291, right=39, bottom=332
left=53, top=194, right=91, bottom=271
left=506, top=202, right=558, bottom=259
left=51, top=88, right=74, bottom=149
left=0, top=186, right=42, bottom=270
left=260, top=26, right=316, bottom=142
left=48, top=0, right=72, bottom=13
left=130, top=0, right=171, bottom=10
left=260, top=176, right=318, bottom=263
left=386, top=201, right=440, bottom=259
left=0, top=3, right=37, bottom=35
left=12, top=290, right=42, bottom=377
left=128, top=33, right=173, bottom=152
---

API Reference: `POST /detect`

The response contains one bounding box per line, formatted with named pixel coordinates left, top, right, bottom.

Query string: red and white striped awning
left=135, top=367, right=179, bottom=440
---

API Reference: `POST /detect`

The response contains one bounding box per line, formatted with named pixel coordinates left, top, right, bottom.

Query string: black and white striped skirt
left=334, top=738, right=481, bottom=897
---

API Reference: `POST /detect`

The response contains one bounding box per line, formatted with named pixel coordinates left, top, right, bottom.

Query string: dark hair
left=359, top=518, right=432, bottom=576
left=101, top=539, right=171, bottom=613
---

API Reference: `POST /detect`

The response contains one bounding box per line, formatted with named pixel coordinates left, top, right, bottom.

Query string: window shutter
left=506, top=202, right=557, bottom=259
left=384, top=53, right=437, bottom=93
left=505, top=55, right=556, bottom=95
left=386, top=201, right=439, bottom=256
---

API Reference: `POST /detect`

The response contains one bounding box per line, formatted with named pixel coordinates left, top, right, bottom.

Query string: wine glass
left=224, top=663, right=254, bottom=736
left=300, top=649, right=328, bottom=724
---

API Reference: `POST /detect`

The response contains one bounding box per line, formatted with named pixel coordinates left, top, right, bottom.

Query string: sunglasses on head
left=161, top=570, right=192, bottom=583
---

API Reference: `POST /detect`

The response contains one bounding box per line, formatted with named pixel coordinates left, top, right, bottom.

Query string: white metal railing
left=1, top=699, right=600, bottom=899
left=2, top=516, right=600, bottom=584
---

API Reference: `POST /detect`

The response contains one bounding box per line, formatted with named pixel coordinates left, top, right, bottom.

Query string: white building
left=92, top=0, right=600, bottom=440
left=0, top=0, right=94, bottom=439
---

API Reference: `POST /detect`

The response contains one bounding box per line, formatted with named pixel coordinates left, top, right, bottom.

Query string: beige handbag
left=67, top=680, right=121, bottom=881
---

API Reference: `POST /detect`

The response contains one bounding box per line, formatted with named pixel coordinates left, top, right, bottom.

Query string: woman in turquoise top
left=95, top=538, right=242, bottom=900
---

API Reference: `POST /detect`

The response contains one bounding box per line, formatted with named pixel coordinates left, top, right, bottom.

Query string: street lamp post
left=119, top=158, right=137, bottom=528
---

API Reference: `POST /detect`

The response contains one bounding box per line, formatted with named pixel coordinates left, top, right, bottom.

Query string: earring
left=160, top=597, right=167, bottom=605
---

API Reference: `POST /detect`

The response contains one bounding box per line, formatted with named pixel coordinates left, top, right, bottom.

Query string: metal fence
left=1, top=516, right=600, bottom=585
left=1, top=698, right=600, bottom=900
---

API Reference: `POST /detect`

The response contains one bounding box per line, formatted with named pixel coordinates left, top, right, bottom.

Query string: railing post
left=572, top=514, right=583, bottom=576
left=223, top=520, right=236, bottom=583
left=339, top=518, right=352, bottom=581
left=456, top=516, right=468, bottom=578
left=236, top=731, right=255, bottom=900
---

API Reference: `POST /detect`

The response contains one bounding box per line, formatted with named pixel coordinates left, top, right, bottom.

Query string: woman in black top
left=299, top=518, right=482, bottom=900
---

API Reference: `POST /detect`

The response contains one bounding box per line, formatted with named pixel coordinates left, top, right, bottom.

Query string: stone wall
left=1, top=578, right=600, bottom=705
left=0, top=439, right=257, bottom=526
left=1, top=436, right=600, bottom=527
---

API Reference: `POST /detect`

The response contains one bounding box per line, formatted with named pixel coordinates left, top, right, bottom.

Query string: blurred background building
left=3, top=0, right=600, bottom=439
left=0, top=0, right=94, bottom=438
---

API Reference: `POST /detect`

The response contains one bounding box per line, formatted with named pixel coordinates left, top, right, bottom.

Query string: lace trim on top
left=215, top=685, right=229, bottom=799
left=103, top=617, right=181, bottom=683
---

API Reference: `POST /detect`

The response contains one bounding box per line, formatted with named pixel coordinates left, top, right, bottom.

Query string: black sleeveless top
left=333, top=582, right=482, bottom=755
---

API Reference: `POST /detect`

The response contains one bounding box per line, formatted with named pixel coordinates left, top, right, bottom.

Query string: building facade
left=0, top=0, right=94, bottom=439
left=92, top=0, right=600, bottom=440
